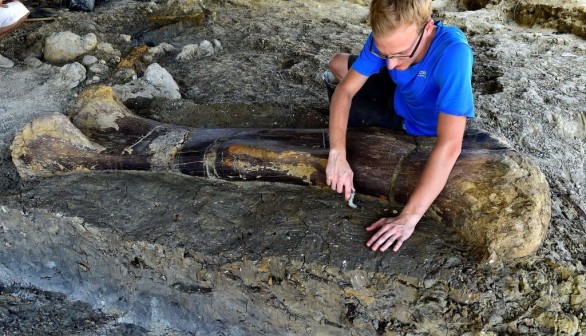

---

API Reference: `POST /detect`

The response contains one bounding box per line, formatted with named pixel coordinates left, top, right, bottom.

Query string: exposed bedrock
left=513, top=0, right=586, bottom=39
left=10, top=86, right=551, bottom=262
left=0, top=172, right=471, bottom=334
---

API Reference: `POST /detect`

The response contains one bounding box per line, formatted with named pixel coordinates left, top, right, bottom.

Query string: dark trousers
left=326, top=55, right=404, bottom=130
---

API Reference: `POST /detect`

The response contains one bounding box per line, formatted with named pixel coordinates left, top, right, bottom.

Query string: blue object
left=351, top=21, right=475, bottom=136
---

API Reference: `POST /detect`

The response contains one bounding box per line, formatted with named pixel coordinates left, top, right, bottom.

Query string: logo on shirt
left=417, top=70, right=427, bottom=79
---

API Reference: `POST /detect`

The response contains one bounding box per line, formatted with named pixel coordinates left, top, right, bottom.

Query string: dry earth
left=0, top=0, right=585, bottom=334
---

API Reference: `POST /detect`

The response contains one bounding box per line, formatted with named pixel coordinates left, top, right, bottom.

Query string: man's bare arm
left=326, top=69, right=368, bottom=201
left=366, top=113, right=467, bottom=251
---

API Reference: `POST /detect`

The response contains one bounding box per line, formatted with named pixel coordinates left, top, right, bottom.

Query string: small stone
left=89, top=63, right=109, bottom=74
left=212, top=39, right=222, bottom=51
left=0, top=54, right=14, bottom=68
left=570, top=274, right=586, bottom=307
left=424, top=278, right=437, bottom=288
left=24, top=56, right=43, bottom=68
left=149, top=43, right=175, bottom=57
left=119, top=34, right=132, bottom=42
left=489, top=314, right=503, bottom=324
left=82, top=55, right=98, bottom=66
left=95, top=42, right=121, bottom=60
left=197, top=40, right=214, bottom=56
left=176, top=44, right=198, bottom=62
left=444, top=256, right=461, bottom=268
left=142, top=54, right=154, bottom=63
left=51, top=62, right=87, bottom=89
left=113, top=68, right=137, bottom=84
left=112, top=63, right=181, bottom=101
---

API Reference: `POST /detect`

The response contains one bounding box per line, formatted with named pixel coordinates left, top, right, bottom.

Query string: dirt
left=0, top=0, right=585, bottom=334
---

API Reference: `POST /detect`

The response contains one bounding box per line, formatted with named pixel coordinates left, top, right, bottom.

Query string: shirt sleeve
left=435, top=42, right=475, bottom=118
left=351, top=33, right=386, bottom=77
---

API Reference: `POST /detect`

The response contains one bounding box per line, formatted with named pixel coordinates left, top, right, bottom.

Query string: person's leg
left=329, top=53, right=351, bottom=82
left=0, top=2, right=30, bottom=67
left=0, top=14, right=28, bottom=39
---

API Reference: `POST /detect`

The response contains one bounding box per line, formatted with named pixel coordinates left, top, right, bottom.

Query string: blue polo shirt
left=351, top=22, right=474, bottom=136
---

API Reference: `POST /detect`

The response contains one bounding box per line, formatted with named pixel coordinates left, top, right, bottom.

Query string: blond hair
left=369, top=0, right=432, bottom=36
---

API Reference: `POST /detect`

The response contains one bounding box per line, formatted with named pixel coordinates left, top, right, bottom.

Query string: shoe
left=322, top=69, right=338, bottom=103
left=322, top=69, right=339, bottom=87
left=0, top=54, right=14, bottom=68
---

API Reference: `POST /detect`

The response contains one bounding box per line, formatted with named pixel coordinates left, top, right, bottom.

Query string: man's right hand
left=326, top=149, right=354, bottom=201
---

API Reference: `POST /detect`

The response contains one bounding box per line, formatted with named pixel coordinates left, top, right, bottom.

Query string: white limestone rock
left=44, top=32, right=98, bottom=64
left=50, top=62, right=87, bottom=89
left=82, top=55, right=98, bottom=66
left=197, top=40, right=214, bottom=57
left=176, top=44, right=199, bottom=62
left=113, top=63, right=181, bottom=101
left=149, top=43, right=176, bottom=57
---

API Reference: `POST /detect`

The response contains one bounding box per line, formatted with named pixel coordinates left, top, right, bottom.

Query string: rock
left=44, top=32, right=98, bottom=64
left=176, top=40, right=216, bottom=61
left=88, top=63, right=109, bottom=74
left=95, top=42, right=121, bottom=61
left=112, top=63, right=181, bottom=101
left=0, top=54, right=14, bottom=68
left=514, top=0, right=586, bottom=39
left=535, top=311, right=579, bottom=335
left=24, top=56, right=43, bottom=69
left=50, top=62, right=87, bottom=89
left=148, top=43, right=176, bottom=57
left=213, top=39, right=222, bottom=51
left=197, top=40, right=214, bottom=56
left=81, top=55, right=98, bottom=66
left=0, top=169, right=472, bottom=335
left=112, top=68, right=137, bottom=84
left=119, top=34, right=132, bottom=42
left=142, top=54, right=154, bottom=63
left=570, top=274, right=586, bottom=308
left=176, top=44, right=199, bottom=62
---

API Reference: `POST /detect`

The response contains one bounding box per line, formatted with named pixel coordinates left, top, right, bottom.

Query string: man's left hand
left=365, top=214, right=419, bottom=252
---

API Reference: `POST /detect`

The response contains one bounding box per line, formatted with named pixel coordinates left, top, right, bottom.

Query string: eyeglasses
left=369, top=21, right=429, bottom=60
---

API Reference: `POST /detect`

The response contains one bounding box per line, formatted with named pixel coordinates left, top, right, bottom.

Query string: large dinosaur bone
left=11, top=86, right=551, bottom=262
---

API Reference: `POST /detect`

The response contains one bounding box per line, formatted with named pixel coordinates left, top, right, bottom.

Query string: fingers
left=325, top=158, right=353, bottom=199
left=365, top=218, right=386, bottom=231
left=326, top=175, right=353, bottom=199
left=380, top=234, right=403, bottom=252
left=366, top=219, right=409, bottom=252
left=392, top=240, right=404, bottom=252
left=344, top=186, right=353, bottom=201
left=366, top=222, right=391, bottom=248
left=368, top=228, right=396, bottom=251
left=369, top=232, right=401, bottom=252
left=336, top=181, right=345, bottom=194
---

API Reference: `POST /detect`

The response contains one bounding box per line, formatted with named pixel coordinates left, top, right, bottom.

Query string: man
left=325, top=0, right=474, bottom=253
left=0, top=0, right=29, bottom=68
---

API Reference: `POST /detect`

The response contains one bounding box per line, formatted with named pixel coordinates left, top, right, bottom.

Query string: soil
left=0, top=0, right=584, bottom=334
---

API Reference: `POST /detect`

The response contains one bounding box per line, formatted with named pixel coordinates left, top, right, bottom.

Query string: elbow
left=435, top=140, right=463, bottom=165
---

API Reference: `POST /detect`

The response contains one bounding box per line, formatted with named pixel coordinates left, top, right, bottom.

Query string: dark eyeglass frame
left=369, top=21, right=430, bottom=60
